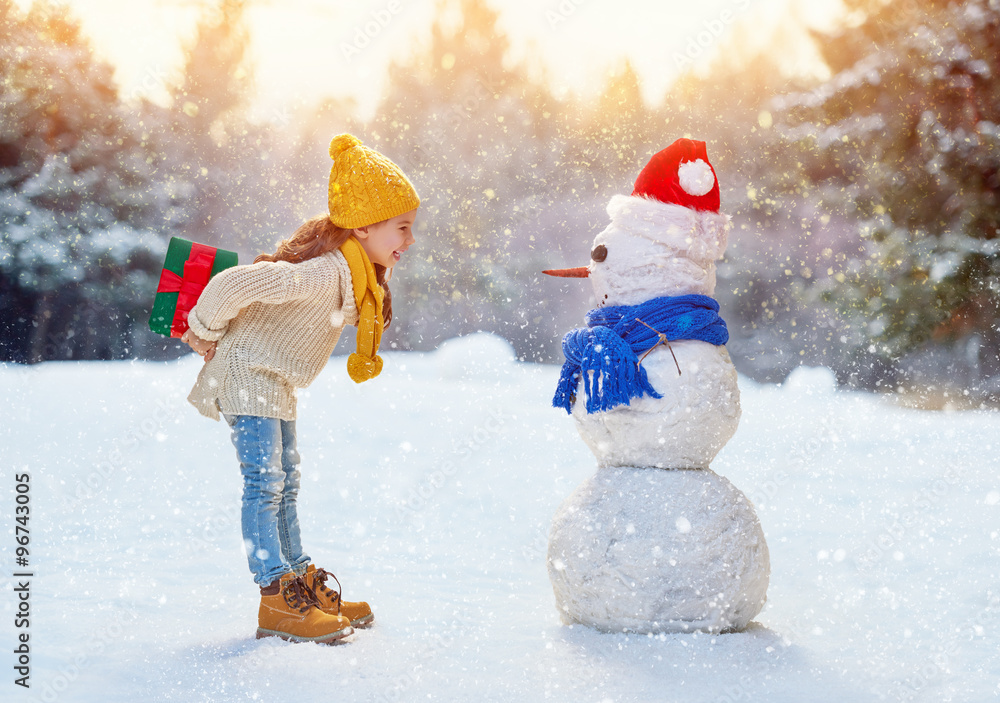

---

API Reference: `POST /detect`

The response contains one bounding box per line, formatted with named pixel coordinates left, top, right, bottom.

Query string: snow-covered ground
left=2, top=333, right=998, bottom=702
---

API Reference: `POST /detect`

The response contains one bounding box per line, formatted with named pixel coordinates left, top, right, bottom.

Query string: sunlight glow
left=38, top=0, right=842, bottom=118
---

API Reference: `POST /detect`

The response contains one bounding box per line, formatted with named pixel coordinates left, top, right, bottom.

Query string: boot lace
left=312, top=568, right=343, bottom=614
left=282, top=576, right=321, bottom=614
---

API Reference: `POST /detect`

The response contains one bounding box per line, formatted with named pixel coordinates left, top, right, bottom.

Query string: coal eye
left=591, top=244, right=607, bottom=263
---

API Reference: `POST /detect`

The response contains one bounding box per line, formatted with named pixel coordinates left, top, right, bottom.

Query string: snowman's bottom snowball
left=547, top=466, right=769, bottom=634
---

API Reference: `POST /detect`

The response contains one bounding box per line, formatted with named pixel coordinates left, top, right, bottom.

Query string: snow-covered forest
left=2, top=0, right=998, bottom=402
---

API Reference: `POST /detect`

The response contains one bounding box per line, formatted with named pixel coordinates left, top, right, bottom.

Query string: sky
left=25, top=0, right=844, bottom=120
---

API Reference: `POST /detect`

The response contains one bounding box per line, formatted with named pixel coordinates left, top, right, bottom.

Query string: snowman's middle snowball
left=571, top=339, right=741, bottom=470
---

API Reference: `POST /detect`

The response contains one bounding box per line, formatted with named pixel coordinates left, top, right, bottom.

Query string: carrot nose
left=542, top=266, right=590, bottom=278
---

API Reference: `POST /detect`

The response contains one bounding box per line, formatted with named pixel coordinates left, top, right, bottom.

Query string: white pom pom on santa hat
left=678, top=159, right=715, bottom=197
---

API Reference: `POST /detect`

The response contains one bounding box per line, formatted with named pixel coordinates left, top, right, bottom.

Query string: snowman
left=543, top=138, right=769, bottom=634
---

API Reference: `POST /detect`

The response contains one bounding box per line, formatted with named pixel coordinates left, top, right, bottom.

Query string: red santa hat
left=631, top=138, right=720, bottom=213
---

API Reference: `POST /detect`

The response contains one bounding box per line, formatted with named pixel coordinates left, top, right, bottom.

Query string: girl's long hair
left=255, top=215, right=393, bottom=328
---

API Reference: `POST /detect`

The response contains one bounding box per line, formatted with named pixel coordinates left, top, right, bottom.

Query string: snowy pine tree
left=169, top=0, right=259, bottom=247
left=371, top=0, right=571, bottom=359
left=0, top=2, right=193, bottom=361
left=774, top=0, right=1000, bottom=388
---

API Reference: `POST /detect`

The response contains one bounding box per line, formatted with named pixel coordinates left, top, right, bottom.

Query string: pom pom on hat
left=327, top=133, right=420, bottom=229
left=678, top=159, right=715, bottom=197
left=329, top=133, right=362, bottom=158
left=632, top=138, right=720, bottom=212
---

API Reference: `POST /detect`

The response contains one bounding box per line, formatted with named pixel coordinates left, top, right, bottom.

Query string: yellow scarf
left=340, top=236, right=385, bottom=383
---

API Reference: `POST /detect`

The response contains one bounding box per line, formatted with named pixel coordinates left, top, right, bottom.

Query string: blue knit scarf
left=554, top=294, right=729, bottom=414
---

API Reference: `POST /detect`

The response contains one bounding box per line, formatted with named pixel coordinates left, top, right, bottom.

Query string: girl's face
left=354, top=210, right=417, bottom=269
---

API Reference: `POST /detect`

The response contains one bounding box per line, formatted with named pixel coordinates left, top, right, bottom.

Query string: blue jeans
left=224, top=414, right=310, bottom=586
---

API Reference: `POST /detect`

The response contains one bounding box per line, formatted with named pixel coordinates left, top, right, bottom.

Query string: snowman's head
left=587, top=195, right=730, bottom=306
left=544, top=138, right=731, bottom=307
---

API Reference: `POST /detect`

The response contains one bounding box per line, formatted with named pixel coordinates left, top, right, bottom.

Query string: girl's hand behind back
left=181, top=329, right=217, bottom=362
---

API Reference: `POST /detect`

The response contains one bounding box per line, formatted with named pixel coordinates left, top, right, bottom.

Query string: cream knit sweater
left=186, top=250, right=359, bottom=421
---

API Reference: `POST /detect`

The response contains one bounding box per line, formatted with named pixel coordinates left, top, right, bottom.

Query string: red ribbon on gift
left=155, top=242, right=217, bottom=338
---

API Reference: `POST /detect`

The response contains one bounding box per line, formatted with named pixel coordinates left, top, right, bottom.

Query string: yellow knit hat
left=328, top=134, right=420, bottom=229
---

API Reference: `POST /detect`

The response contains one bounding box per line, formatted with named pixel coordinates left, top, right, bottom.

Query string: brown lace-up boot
left=303, top=564, right=374, bottom=628
left=256, top=572, right=354, bottom=643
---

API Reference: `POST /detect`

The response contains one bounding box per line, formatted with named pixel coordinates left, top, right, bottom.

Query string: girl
left=180, top=134, right=419, bottom=644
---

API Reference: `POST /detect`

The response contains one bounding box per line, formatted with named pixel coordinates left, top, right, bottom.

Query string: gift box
left=148, top=237, right=238, bottom=338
